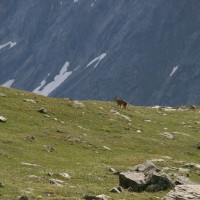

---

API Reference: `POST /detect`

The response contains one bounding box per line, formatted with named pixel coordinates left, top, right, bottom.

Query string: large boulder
left=162, top=185, right=200, bottom=200
left=119, top=161, right=174, bottom=192
left=144, top=169, right=174, bottom=192
left=119, top=171, right=145, bottom=192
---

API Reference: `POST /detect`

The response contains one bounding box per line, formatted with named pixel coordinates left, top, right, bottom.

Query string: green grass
left=0, top=86, right=200, bottom=199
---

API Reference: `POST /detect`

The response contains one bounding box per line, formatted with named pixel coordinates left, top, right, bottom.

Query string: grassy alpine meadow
left=0, top=86, right=200, bottom=200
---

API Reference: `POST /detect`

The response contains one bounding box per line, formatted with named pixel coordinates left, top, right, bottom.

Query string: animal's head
left=114, top=97, right=118, bottom=101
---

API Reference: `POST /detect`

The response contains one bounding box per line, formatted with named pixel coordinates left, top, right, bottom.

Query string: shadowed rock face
left=119, top=171, right=145, bottom=192
left=1, top=0, right=200, bottom=106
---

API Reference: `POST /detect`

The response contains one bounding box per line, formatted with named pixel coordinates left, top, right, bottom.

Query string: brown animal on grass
left=114, top=97, right=128, bottom=109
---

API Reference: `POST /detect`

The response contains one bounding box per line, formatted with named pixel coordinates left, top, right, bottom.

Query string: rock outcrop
left=119, top=161, right=174, bottom=192
left=174, top=176, right=195, bottom=185
left=162, top=185, right=200, bottom=200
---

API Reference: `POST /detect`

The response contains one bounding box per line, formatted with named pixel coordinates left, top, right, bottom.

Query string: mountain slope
left=0, top=86, right=200, bottom=199
left=1, top=0, right=200, bottom=105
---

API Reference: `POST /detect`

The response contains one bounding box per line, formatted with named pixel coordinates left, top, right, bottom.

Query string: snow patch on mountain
left=170, top=65, right=179, bottom=77
left=0, top=41, right=17, bottom=50
left=85, top=53, right=107, bottom=69
left=33, top=80, right=47, bottom=94
left=33, top=62, right=72, bottom=96
left=1, top=79, right=15, bottom=88
left=73, top=66, right=80, bottom=71
left=91, top=0, right=97, bottom=7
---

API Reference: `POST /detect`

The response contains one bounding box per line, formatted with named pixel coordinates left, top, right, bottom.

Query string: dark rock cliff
left=1, top=0, right=200, bottom=106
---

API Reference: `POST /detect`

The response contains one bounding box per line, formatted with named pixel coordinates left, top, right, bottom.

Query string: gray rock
left=45, top=191, right=55, bottom=197
left=144, top=119, right=152, bottom=122
left=109, top=187, right=121, bottom=193
left=19, top=196, right=29, bottom=200
left=174, top=176, right=195, bottom=185
left=43, top=145, right=55, bottom=152
left=103, top=146, right=111, bottom=151
left=162, top=167, right=172, bottom=172
left=117, top=186, right=124, bottom=192
left=119, top=171, right=145, bottom=192
left=160, top=132, right=175, bottom=140
left=162, top=185, right=200, bottom=200
left=26, top=135, right=35, bottom=142
left=84, top=194, right=109, bottom=200
left=84, top=195, right=97, bottom=200
left=67, top=135, right=81, bottom=143
left=145, top=170, right=174, bottom=192
left=38, top=107, right=47, bottom=114
left=184, top=163, right=200, bottom=169
left=21, top=162, right=39, bottom=167
left=109, top=168, right=116, bottom=173
left=71, top=100, right=84, bottom=108
left=189, top=105, right=196, bottom=110
left=0, top=116, right=6, bottom=122
left=151, top=158, right=165, bottom=162
left=178, top=168, right=190, bottom=175
left=131, top=160, right=157, bottom=173
left=195, top=142, right=200, bottom=149
left=114, top=171, right=121, bottom=175
left=93, top=195, right=109, bottom=200
left=47, top=172, right=54, bottom=176
left=119, top=161, right=174, bottom=192
left=110, top=109, right=131, bottom=121
left=28, top=175, right=40, bottom=179
left=49, top=179, right=64, bottom=187
left=58, top=173, right=71, bottom=179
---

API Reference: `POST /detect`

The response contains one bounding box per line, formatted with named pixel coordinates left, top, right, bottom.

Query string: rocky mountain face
left=1, top=0, right=200, bottom=106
